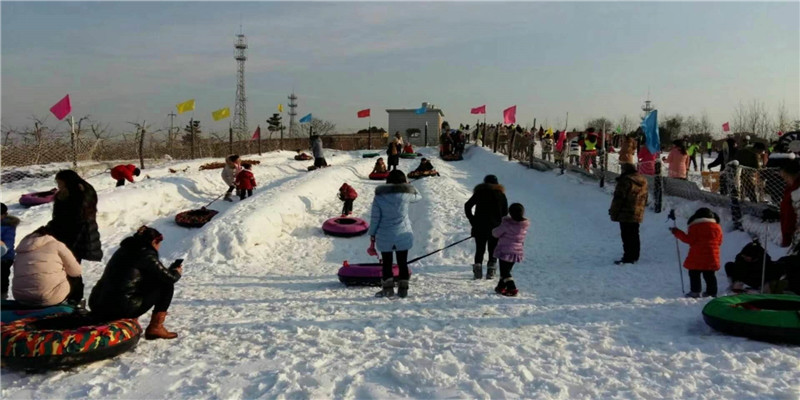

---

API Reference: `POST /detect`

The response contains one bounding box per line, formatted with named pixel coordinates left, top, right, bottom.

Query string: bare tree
left=585, top=117, right=613, bottom=132
left=307, top=118, right=337, bottom=136
left=699, top=111, right=713, bottom=138
left=617, top=115, right=636, bottom=135
left=775, top=100, right=791, bottom=134
left=732, top=99, right=772, bottom=138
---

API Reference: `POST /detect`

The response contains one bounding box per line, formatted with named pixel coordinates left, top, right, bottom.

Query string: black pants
left=314, top=158, right=328, bottom=168
left=690, top=156, right=698, bottom=171
left=689, top=270, right=717, bottom=296
left=474, top=236, right=498, bottom=265
left=129, top=283, right=175, bottom=318
left=116, top=179, right=126, bottom=187
left=725, top=261, right=784, bottom=289
left=66, top=275, right=84, bottom=303
left=342, top=199, right=354, bottom=215
left=1, top=259, right=13, bottom=296
left=619, top=222, right=640, bottom=262
left=237, top=189, right=253, bottom=200
left=226, top=185, right=235, bottom=194
left=381, top=250, right=409, bottom=281
left=499, top=260, right=515, bottom=279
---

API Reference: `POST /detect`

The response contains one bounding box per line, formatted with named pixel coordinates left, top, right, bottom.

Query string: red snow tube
left=175, top=207, right=219, bottom=228
left=338, top=262, right=412, bottom=286
left=441, top=153, right=463, bottom=161
left=294, top=153, right=313, bottom=161
left=19, top=189, right=58, bottom=207
left=368, top=171, right=390, bottom=180
left=408, top=170, right=439, bottom=179
left=322, top=217, right=369, bottom=237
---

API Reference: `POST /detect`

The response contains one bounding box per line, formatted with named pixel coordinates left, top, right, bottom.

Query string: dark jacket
left=47, top=182, right=102, bottom=261
left=735, top=147, right=764, bottom=169
left=1, top=215, right=20, bottom=260
left=89, top=236, right=181, bottom=319
left=387, top=141, right=402, bottom=166
left=465, top=183, right=508, bottom=237
left=609, top=165, right=649, bottom=224
left=708, top=139, right=737, bottom=171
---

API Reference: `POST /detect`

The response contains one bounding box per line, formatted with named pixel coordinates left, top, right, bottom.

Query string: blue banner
left=299, top=113, right=312, bottom=123
left=641, top=110, right=660, bottom=154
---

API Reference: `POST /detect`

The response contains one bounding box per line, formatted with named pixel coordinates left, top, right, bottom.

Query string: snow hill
left=2, top=148, right=798, bottom=399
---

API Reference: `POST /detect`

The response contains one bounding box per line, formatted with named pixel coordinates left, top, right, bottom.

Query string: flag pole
left=368, top=115, right=372, bottom=150
left=70, top=115, right=77, bottom=169
left=258, top=125, right=262, bottom=156
left=229, top=121, right=233, bottom=155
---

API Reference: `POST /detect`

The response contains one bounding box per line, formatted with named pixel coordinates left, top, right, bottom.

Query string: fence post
left=229, top=123, right=233, bottom=155
left=139, top=124, right=145, bottom=170
left=482, top=124, right=487, bottom=147
left=729, top=164, right=743, bottom=231
left=70, top=116, right=78, bottom=169
left=508, top=130, right=516, bottom=161
left=654, top=161, right=663, bottom=213
left=493, top=127, right=499, bottom=153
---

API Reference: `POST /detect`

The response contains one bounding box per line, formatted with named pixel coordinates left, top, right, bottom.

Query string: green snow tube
left=362, top=152, right=380, bottom=158
left=399, top=153, right=418, bottom=159
left=702, top=294, right=800, bottom=344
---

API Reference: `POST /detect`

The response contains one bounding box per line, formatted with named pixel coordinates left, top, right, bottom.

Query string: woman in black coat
left=387, top=132, right=403, bottom=171
left=89, top=226, right=182, bottom=340
left=464, top=174, right=508, bottom=280
left=47, top=170, right=102, bottom=263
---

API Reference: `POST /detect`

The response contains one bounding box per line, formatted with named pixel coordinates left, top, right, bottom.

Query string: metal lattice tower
left=288, top=92, right=298, bottom=138
left=233, top=31, right=248, bottom=138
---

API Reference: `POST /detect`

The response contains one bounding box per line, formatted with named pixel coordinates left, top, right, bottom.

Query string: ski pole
left=668, top=210, right=685, bottom=293
left=408, top=236, right=472, bottom=264
left=203, top=193, right=225, bottom=208
left=759, top=208, right=779, bottom=293
left=85, top=168, right=110, bottom=179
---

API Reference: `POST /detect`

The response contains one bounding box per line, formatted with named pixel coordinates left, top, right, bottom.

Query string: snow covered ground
left=2, top=148, right=798, bottom=399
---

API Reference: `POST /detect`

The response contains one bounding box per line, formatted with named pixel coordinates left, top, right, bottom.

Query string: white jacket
left=13, top=233, right=82, bottom=307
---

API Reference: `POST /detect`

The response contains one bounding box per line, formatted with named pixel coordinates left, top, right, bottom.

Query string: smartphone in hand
left=170, top=259, right=184, bottom=269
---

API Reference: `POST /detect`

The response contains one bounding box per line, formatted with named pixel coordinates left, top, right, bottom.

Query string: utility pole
left=168, top=112, right=176, bottom=152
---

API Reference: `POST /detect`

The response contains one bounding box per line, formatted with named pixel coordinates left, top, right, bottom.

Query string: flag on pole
left=415, top=105, right=426, bottom=115
left=49, top=95, right=72, bottom=120
left=357, top=109, right=371, bottom=118
left=251, top=125, right=261, bottom=141
left=777, top=131, right=783, bottom=137
left=278, top=104, right=283, bottom=112
left=211, top=107, right=230, bottom=121
left=722, top=122, right=730, bottom=132
left=615, top=125, right=622, bottom=134
left=176, top=99, right=195, bottom=114
left=470, top=105, right=486, bottom=114
left=556, top=130, right=567, bottom=152
left=503, top=105, right=516, bottom=124
left=545, top=127, right=553, bottom=136
left=641, top=110, right=660, bottom=154
left=299, top=113, right=312, bottom=123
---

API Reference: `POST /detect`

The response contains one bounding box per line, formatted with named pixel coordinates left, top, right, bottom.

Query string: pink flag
left=251, top=126, right=261, bottom=141
left=555, top=130, right=566, bottom=152
left=503, top=106, right=516, bottom=125
left=470, top=105, right=486, bottom=114
left=722, top=122, right=730, bottom=132
left=49, top=95, right=71, bottom=120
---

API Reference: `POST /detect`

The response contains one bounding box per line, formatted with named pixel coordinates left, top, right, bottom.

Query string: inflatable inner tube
left=322, top=217, right=369, bottom=237
left=175, top=207, right=219, bottom=228
left=19, top=189, right=58, bottom=207
left=1, top=300, right=75, bottom=323
left=338, top=262, right=413, bottom=286
left=400, top=153, right=418, bottom=159
left=702, top=294, right=800, bottom=344
left=408, top=170, right=439, bottom=179
left=362, top=153, right=380, bottom=158
left=2, top=313, right=142, bottom=371
left=442, top=154, right=463, bottom=161
left=368, top=171, right=390, bottom=181
left=295, top=154, right=313, bottom=161
left=777, top=131, right=800, bottom=153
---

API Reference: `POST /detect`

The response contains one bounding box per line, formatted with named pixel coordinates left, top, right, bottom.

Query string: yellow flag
left=212, top=107, right=230, bottom=121
left=176, top=99, right=195, bottom=114
left=278, top=104, right=283, bottom=112
left=546, top=127, right=553, bottom=136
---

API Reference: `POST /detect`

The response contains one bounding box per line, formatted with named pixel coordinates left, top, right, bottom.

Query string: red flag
left=251, top=125, right=261, bottom=141
left=722, top=122, right=730, bottom=132
left=49, top=95, right=71, bottom=120
left=503, top=106, right=516, bottom=125
left=357, top=109, right=370, bottom=118
left=777, top=131, right=783, bottom=136
left=470, top=105, right=486, bottom=114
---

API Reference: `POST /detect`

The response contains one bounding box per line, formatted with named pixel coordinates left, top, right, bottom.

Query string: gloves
left=669, top=227, right=679, bottom=235
left=367, top=237, right=377, bottom=256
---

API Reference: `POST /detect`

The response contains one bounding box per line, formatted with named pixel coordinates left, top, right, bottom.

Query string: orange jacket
left=672, top=219, right=723, bottom=271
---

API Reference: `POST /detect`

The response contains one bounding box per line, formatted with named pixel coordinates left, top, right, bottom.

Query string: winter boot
left=501, top=278, right=518, bottom=297
left=224, top=192, right=233, bottom=202
left=486, top=260, right=496, bottom=280
left=375, top=278, right=395, bottom=298
left=472, top=263, right=483, bottom=280
left=494, top=280, right=504, bottom=294
left=684, top=292, right=701, bottom=299
left=144, top=311, right=178, bottom=340
left=397, top=280, right=409, bottom=298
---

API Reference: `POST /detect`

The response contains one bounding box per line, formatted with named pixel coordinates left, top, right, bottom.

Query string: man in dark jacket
left=465, top=175, right=508, bottom=279
left=609, top=163, right=649, bottom=264
left=89, top=226, right=182, bottom=340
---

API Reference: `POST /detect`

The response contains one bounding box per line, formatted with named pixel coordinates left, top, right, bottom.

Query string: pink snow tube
left=337, top=262, right=412, bottom=286
left=322, top=217, right=369, bottom=237
left=19, top=189, right=58, bottom=207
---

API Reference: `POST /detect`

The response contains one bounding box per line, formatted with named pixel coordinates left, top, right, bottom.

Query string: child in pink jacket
left=663, top=140, right=690, bottom=179
left=492, top=203, right=530, bottom=296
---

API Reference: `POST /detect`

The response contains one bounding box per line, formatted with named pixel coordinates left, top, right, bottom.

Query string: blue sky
left=2, top=1, right=798, bottom=137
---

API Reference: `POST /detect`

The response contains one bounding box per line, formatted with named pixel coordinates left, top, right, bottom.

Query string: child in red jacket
left=670, top=208, right=723, bottom=298
left=338, top=183, right=358, bottom=216
left=111, top=164, right=140, bottom=187
left=235, top=163, right=256, bottom=200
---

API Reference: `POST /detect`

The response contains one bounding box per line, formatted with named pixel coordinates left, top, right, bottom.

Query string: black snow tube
left=175, top=207, right=219, bottom=228
left=702, top=294, right=800, bottom=344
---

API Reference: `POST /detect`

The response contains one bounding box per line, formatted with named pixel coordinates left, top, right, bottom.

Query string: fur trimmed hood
left=473, top=183, right=505, bottom=194
left=375, top=183, right=418, bottom=196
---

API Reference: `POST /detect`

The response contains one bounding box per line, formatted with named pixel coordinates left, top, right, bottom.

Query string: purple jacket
left=492, top=217, right=530, bottom=263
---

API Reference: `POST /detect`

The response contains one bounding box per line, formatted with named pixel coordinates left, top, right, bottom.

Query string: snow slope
left=2, top=148, right=798, bottom=399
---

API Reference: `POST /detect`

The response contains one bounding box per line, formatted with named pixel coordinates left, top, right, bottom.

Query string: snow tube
left=294, top=153, right=313, bottom=161
left=175, top=207, right=219, bottom=228
left=362, top=152, right=380, bottom=158
left=19, top=189, right=57, bottom=207
left=702, top=294, right=800, bottom=344
left=1, top=300, right=75, bottom=324
left=368, top=171, right=390, bottom=180
left=337, top=262, right=412, bottom=286
left=441, top=153, right=463, bottom=161
left=400, top=153, right=418, bottom=159
left=1, top=313, right=142, bottom=371
left=322, top=217, right=369, bottom=237
left=408, top=170, right=439, bottom=179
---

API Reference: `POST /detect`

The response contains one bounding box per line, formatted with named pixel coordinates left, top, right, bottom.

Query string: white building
left=386, top=102, right=445, bottom=147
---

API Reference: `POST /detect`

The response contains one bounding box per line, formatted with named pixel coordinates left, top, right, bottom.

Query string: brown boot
left=144, top=311, right=178, bottom=340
